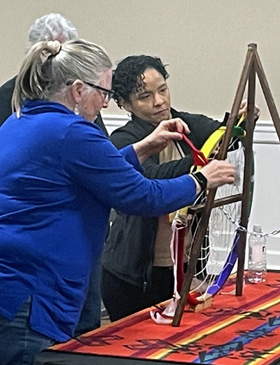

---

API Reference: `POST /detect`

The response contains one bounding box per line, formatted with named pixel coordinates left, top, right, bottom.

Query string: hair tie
left=41, top=40, right=62, bottom=63
left=47, top=40, right=62, bottom=55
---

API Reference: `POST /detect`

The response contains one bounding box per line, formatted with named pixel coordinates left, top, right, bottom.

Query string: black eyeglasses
left=83, top=81, right=114, bottom=103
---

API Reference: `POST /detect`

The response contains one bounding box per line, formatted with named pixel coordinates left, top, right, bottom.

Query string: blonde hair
left=13, top=39, right=112, bottom=116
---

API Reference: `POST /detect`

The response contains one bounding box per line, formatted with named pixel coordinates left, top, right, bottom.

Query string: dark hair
left=112, top=55, right=169, bottom=107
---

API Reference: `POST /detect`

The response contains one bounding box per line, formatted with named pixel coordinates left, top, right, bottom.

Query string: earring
left=74, top=104, right=80, bottom=115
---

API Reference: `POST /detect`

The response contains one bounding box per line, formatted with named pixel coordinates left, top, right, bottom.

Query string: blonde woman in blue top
left=0, top=39, right=235, bottom=364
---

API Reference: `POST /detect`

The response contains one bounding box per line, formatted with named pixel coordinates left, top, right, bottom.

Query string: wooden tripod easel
left=172, top=43, right=280, bottom=327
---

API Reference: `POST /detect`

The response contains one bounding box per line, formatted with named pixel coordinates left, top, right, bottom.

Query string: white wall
left=1, top=0, right=280, bottom=121
left=250, top=121, right=280, bottom=270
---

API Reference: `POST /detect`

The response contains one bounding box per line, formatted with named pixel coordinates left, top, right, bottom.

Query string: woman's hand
left=199, top=159, right=235, bottom=190
left=239, top=99, right=260, bottom=121
left=133, top=118, right=190, bottom=164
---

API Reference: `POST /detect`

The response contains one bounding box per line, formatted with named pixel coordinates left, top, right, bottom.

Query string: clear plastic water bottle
left=247, top=224, right=267, bottom=283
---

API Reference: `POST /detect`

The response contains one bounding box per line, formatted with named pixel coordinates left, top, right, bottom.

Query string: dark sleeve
left=141, top=153, right=194, bottom=179
left=145, top=113, right=223, bottom=179
left=110, top=121, right=153, bottom=149
left=95, top=114, right=109, bottom=137
left=175, top=111, right=222, bottom=150
left=110, top=122, right=194, bottom=180
left=0, top=77, right=16, bottom=127
left=110, top=113, right=221, bottom=180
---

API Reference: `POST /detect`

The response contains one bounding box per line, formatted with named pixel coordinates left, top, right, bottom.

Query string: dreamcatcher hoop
left=190, top=142, right=248, bottom=301
left=150, top=126, right=249, bottom=324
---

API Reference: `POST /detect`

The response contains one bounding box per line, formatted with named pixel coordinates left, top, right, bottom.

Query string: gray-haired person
left=0, top=13, right=108, bottom=135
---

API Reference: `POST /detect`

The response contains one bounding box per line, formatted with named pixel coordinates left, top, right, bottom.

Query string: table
left=35, top=272, right=280, bottom=365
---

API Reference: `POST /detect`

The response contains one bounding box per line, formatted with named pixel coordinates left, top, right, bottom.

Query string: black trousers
left=101, top=267, right=174, bottom=322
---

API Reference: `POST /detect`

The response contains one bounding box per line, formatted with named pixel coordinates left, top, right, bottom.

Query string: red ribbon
left=181, top=133, right=209, bottom=166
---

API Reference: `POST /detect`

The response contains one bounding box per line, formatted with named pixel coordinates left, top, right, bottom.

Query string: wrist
left=132, top=140, right=151, bottom=164
left=190, top=171, right=208, bottom=193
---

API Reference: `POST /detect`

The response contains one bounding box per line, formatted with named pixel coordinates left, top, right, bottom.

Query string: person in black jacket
left=101, top=55, right=254, bottom=321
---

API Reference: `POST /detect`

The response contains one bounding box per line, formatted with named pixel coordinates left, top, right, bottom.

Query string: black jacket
left=0, top=76, right=108, bottom=135
left=102, top=108, right=221, bottom=290
left=0, top=76, right=17, bottom=126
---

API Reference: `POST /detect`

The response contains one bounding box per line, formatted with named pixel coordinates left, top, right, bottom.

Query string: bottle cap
left=253, top=224, right=262, bottom=233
